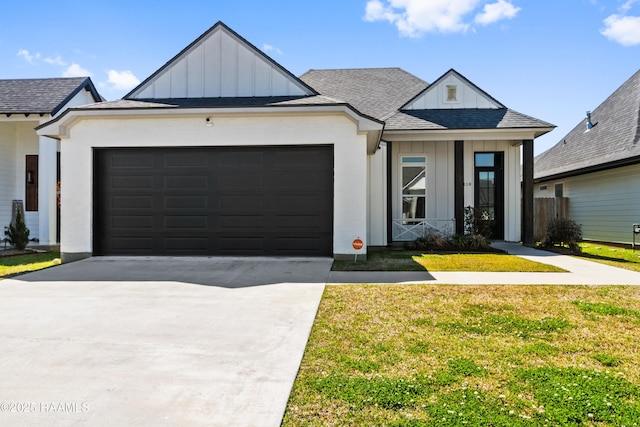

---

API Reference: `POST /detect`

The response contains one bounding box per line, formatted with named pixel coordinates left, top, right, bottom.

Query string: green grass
left=0, top=251, right=61, bottom=278
left=333, top=250, right=565, bottom=272
left=578, top=242, right=640, bottom=272
left=283, top=285, right=640, bottom=426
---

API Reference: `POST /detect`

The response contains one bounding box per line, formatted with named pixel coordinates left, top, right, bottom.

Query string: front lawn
left=333, top=250, right=565, bottom=272
left=578, top=242, right=640, bottom=272
left=283, top=285, right=640, bottom=426
left=0, top=251, right=61, bottom=278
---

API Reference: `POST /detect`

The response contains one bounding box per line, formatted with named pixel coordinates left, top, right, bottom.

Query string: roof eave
left=36, top=103, right=384, bottom=152
left=535, top=154, right=640, bottom=183
left=382, top=126, right=555, bottom=142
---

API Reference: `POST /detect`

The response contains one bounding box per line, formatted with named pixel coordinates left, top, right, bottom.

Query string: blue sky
left=1, top=0, right=639, bottom=155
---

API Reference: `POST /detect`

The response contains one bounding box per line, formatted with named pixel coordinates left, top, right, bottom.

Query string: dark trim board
left=93, top=145, right=334, bottom=256
left=454, top=140, right=464, bottom=235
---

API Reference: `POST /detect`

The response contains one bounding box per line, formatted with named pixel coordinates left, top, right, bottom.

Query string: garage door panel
left=164, top=175, right=209, bottom=190
left=164, top=216, right=209, bottom=229
left=164, top=196, right=208, bottom=209
left=163, top=152, right=209, bottom=168
left=94, top=146, right=333, bottom=256
left=111, top=216, right=154, bottom=229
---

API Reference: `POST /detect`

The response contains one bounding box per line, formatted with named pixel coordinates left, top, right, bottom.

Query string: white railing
left=392, top=218, right=456, bottom=241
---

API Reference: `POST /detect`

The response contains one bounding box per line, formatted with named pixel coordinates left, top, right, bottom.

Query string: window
left=555, top=183, right=564, bottom=198
left=539, top=185, right=548, bottom=191
left=446, top=85, right=457, bottom=102
left=401, top=157, right=426, bottom=222
left=25, top=155, right=38, bottom=211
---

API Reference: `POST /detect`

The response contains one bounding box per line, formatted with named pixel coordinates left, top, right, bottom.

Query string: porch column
left=38, top=135, right=57, bottom=246
left=454, top=140, right=464, bottom=235
left=522, top=139, right=534, bottom=245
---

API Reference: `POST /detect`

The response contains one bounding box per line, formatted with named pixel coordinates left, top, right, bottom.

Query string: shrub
left=464, top=205, right=494, bottom=238
left=543, top=218, right=582, bottom=252
left=7, top=210, right=30, bottom=251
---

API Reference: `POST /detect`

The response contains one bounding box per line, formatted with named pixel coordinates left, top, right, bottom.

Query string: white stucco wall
left=367, top=142, right=387, bottom=246
left=59, top=112, right=370, bottom=258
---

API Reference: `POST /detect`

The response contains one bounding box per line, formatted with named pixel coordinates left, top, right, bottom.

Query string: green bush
left=7, top=210, right=30, bottom=251
left=464, top=205, right=494, bottom=238
left=543, top=218, right=582, bottom=252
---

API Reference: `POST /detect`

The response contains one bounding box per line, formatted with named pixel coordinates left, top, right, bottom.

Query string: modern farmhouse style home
left=37, top=22, right=554, bottom=262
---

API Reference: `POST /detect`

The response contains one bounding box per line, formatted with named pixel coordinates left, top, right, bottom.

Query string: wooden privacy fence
left=533, top=197, right=568, bottom=242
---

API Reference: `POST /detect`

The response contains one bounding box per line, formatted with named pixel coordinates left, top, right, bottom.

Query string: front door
left=474, top=152, right=504, bottom=239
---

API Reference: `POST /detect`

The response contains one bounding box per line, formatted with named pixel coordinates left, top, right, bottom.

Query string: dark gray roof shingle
left=385, top=108, right=555, bottom=131
left=0, top=77, right=101, bottom=115
left=299, top=68, right=429, bottom=120
left=535, top=69, right=640, bottom=180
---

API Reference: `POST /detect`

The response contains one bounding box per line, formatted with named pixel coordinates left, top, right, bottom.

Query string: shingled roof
left=385, top=108, right=554, bottom=131
left=0, top=77, right=102, bottom=116
left=299, top=68, right=429, bottom=121
left=535, top=69, right=640, bottom=181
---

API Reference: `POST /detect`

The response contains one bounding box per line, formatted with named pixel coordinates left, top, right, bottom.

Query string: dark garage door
left=93, top=146, right=333, bottom=256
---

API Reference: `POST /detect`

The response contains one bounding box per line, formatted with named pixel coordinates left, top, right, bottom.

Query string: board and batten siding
left=392, top=140, right=522, bottom=241
left=0, top=124, right=17, bottom=234
left=131, top=26, right=311, bottom=99
left=404, top=73, right=501, bottom=110
left=367, top=142, right=387, bottom=246
left=539, top=164, right=640, bottom=244
left=465, top=140, right=522, bottom=242
left=15, top=122, right=40, bottom=238
left=391, top=140, right=456, bottom=232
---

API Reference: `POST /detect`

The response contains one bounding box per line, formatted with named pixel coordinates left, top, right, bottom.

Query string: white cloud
left=106, top=70, right=140, bottom=91
left=601, top=14, right=640, bottom=45
left=364, top=0, right=521, bottom=37
left=475, top=0, right=521, bottom=25
left=263, top=44, right=283, bottom=55
left=44, top=55, right=67, bottom=66
left=62, top=63, right=92, bottom=77
left=17, top=49, right=41, bottom=64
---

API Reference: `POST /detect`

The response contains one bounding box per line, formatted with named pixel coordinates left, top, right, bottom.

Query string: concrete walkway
left=0, top=257, right=331, bottom=427
left=327, top=242, right=640, bottom=285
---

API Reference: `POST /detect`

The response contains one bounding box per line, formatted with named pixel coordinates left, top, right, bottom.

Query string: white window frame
left=443, top=84, right=462, bottom=105
left=399, top=155, right=427, bottom=223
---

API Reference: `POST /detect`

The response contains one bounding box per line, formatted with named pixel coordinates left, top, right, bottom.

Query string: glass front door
left=474, top=152, right=504, bottom=239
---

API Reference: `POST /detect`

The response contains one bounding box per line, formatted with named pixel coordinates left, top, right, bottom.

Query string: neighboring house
left=0, top=77, right=102, bottom=246
left=37, top=22, right=554, bottom=262
left=534, top=69, right=640, bottom=245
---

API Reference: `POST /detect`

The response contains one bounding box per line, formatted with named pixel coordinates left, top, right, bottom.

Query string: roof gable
left=403, top=69, right=504, bottom=110
left=535, top=69, right=640, bottom=180
left=0, top=77, right=102, bottom=116
left=126, top=21, right=317, bottom=100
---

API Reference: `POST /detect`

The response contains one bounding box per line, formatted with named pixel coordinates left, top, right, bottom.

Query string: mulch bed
left=0, top=248, right=47, bottom=258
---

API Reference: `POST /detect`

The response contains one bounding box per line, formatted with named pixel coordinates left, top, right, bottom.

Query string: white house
left=0, top=77, right=102, bottom=247
left=535, top=69, right=640, bottom=245
left=37, top=22, right=554, bottom=262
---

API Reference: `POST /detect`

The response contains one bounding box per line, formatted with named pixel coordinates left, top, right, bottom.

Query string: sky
left=1, top=0, right=639, bottom=155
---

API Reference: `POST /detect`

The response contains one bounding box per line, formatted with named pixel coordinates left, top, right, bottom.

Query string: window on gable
left=446, top=85, right=457, bottom=102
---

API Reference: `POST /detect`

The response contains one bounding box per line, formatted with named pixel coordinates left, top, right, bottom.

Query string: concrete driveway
left=0, top=257, right=331, bottom=427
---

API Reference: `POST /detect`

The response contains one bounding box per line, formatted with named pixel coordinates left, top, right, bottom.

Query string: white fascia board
left=36, top=105, right=384, bottom=151
left=382, top=127, right=554, bottom=142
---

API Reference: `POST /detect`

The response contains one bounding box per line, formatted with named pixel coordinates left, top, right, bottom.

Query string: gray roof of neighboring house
left=299, top=68, right=429, bottom=121
left=0, top=77, right=102, bottom=116
left=535, top=69, right=640, bottom=181
left=385, top=108, right=555, bottom=131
